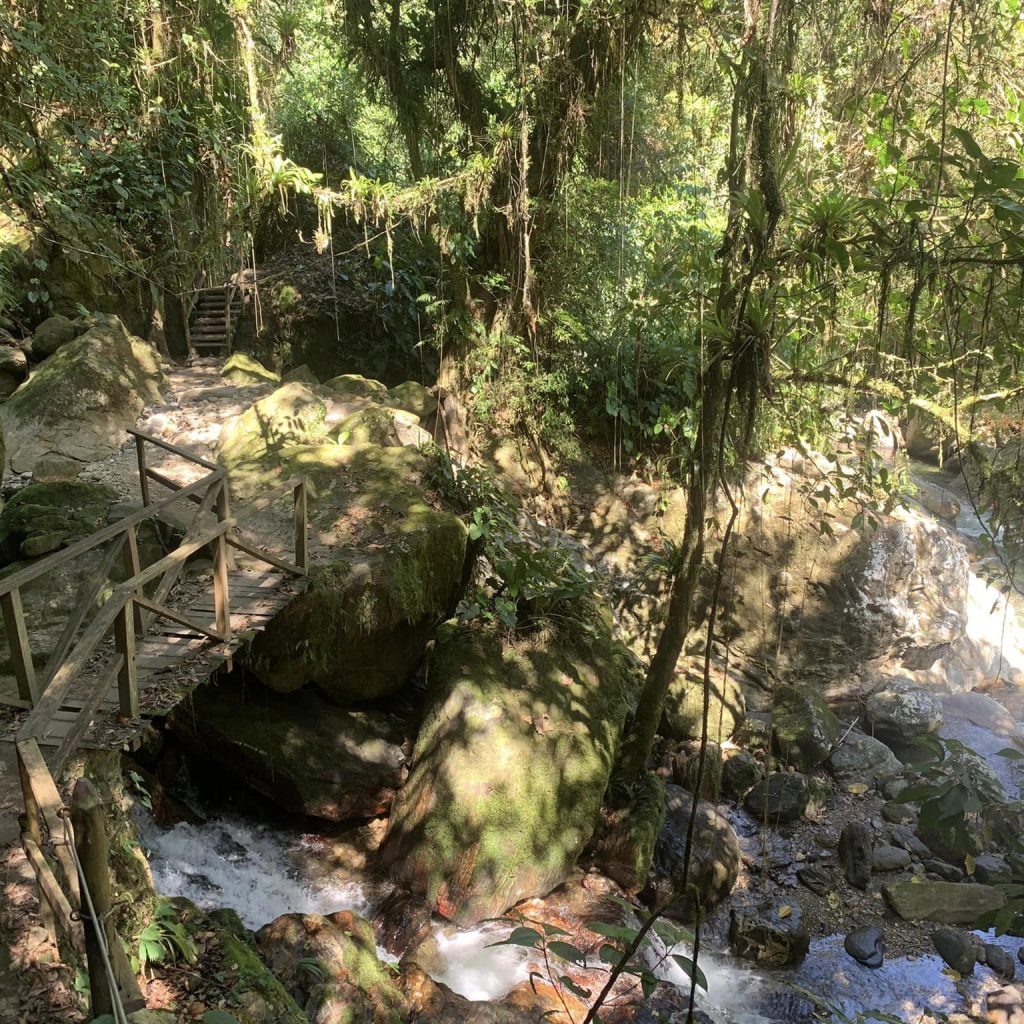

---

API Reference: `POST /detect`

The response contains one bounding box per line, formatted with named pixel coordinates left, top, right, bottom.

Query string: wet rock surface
left=844, top=924, right=884, bottom=968
left=729, top=903, right=811, bottom=967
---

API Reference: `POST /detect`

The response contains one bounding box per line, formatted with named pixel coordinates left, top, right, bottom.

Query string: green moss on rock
left=324, top=373, right=388, bottom=400
left=661, top=659, right=746, bottom=743
left=222, top=353, right=281, bottom=385
left=381, top=618, right=633, bottom=926
left=594, top=772, right=666, bottom=893
left=0, top=314, right=163, bottom=473
left=384, top=380, right=437, bottom=419
left=32, top=314, right=82, bottom=358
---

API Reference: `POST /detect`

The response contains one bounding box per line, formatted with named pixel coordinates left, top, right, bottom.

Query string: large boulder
left=771, top=684, right=841, bottom=771
left=829, top=730, right=902, bottom=790
left=222, top=352, right=280, bottom=385
left=385, top=381, right=437, bottom=419
left=660, top=658, right=746, bottom=743
left=0, top=315, right=163, bottom=474
left=645, top=784, right=741, bottom=920
left=865, top=682, right=943, bottom=741
left=324, top=373, right=389, bottom=400
left=246, top=460, right=467, bottom=702
left=381, top=620, right=634, bottom=926
left=0, top=481, right=113, bottom=563
left=729, top=903, right=810, bottom=967
left=170, top=677, right=409, bottom=821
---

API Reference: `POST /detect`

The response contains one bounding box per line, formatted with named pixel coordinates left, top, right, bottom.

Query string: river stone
left=722, top=749, right=762, bottom=800
left=975, top=854, right=1013, bottom=886
left=222, top=352, right=280, bottom=385
left=983, top=944, right=1016, bottom=981
left=866, top=683, right=943, bottom=740
left=872, top=844, right=911, bottom=871
left=0, top=315, right=163, bottom=473
left=661, top=660, right=745, bottom=743
left=839, top=822, right=873, bottom=889
left=381, top=619, right=633, bottom=926
left=646, top=783, right=742, bottom=921
left=882, top=801, right=917, bottom=825
left=771, top=685, right=841, bottom=771
left=844, top=924, right=884, bottom=968
left=924, top=859, right=966, bottom=882
left=931, top=927, right=977, bottom=976
left=883, top=880, right=1005, bottom=924
left=281, top=364, right=319, bottom=385
left=987, top=986, right=1024, bottom=1024
left=797, top=865, right=835, bottom=896
left=744, top=772, right=812, bottom=823
left=729, top=903, right=810, bottom=967
left=324, top=373, right=389, bottom=400
left=829, top=730, right=902, bottom=789
left=170, top=677, right=408, bottom=821
left=31, top=314, right=82, bottom=358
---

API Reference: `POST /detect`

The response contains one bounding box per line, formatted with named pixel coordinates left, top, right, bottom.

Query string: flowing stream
left=137, top=465, right=1024, bottom=1023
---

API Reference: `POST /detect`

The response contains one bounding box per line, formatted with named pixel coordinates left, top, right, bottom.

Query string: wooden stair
left=189, top=285, right=243, bottom=357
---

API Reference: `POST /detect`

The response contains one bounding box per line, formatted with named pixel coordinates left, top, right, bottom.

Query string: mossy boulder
left=257, top=910, right=405, bottom=1024
left=170, top=676, right=408, bottom=820
left=661, top=658, right=746, bottom=743
left=335, top=404, right=421, bottom=448
left=381, top=619, right=634, bottom=926
left=222, top=352, right=281, bottom=386
left=0, top=480, right=114, bottom=564
left=384, top=380, right=437, bottom=419
left=771, top=684, right=841, bottom=771
left=324, top=373, right=388, bottom=400
left=218, top=382, right=329, bottom=492
left=0, top=314, right=163, bottom=474
left=593, top=772, right=666, bottom=893
left=282, top=363, right=319, bottom=385
left=31, top=314, right=83, bottom=359
left=250, top=496, right=466, bottom=702
left=0, top=344, right=28, bottom=399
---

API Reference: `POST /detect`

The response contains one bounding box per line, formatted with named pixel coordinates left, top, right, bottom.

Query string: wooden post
left=294, top=478, right=308, bottom=571
left=134, top=434, right=151, bottom=507
left=16, top=745, right=56, bottom=944
left=121, top=526, right=144, bottom=635
left=213, top=482, right=232, bottom=640
left=114, top=600, right=138, bottom=718
left=1, top=588, right=39, bottom=704
left=71, top=779, right=114, bottom=1021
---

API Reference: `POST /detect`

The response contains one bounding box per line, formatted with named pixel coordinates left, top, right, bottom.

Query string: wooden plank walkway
left=0, top=429, right=309, bottom=768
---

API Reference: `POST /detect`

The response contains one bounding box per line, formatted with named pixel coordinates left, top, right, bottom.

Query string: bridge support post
left=1, top=588, right=40, bottom=705
left=213, top=482, right=232, bottom=640
left=294, top=478, right=308, bottom=571
left=115, top=600, right=139, bottom=718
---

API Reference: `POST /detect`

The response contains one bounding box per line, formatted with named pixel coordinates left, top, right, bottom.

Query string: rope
left=60, top=814, right=131, bottom=1024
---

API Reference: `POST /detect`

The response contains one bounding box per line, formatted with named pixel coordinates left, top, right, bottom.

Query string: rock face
left=883, top=880, right=1004, bottom=924
left=381, top=621, right=633, bottom=926
left=0, top=344, right=28, bottom=399
left=646, top=784, right=741, bottom=920
left=771, top=685, right=841, bottom=771
left=661, top=661, right=746, bottom=743
left=729, top=903, right=810, bottom=967
left=170, top=677, right=408, bottom=821
left=1, top=315, right=162, bottom=474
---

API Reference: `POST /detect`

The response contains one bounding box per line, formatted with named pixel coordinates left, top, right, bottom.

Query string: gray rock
left=888, top=824, right=931, bottom=859
left=729, top=903, right=810, bottom=967
left=924, top=858, right=965, bottom=882
left=872, top=844, right=911, bottom=871
left=884, top=880, right=1005, bottom=924
left=975, top=854, right=1013, bottom=886
left=840, top=822, right=873, bottom=889
left=744, top=772, right=811, bottom=823
left=882, top=801, right=917, bottom=825
left=884, top=777, right=909, bottom=800
left=31, top=314, right=82, bottom=359
left=844, top=924, right=884, bottom=968
left=931, top=927, right=977, bottom=976
left=797, top=865, right=835, bottom=896
left=648, top=784, right=742, bottom=921
left=722, top=750, right=762, bottom=800
left=772, top=685, right=841, bottom=771
left=830, top=730, right=902, bottom=789
left=0, top=345, right=28, bottom=399
left=866, top=684, right=943, bottom=740
left=983, top=944, right=1016, bottom=981
left=282, top=364, right=319, bottom=385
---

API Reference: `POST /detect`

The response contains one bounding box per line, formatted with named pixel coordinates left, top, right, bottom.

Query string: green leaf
left=589, top=921, right=638, bottom=942
left=490, top=927, right=542, bottom=948
left=547, top=941, right=587, bottom=965
left=598, top=943, right=624, bottom=966
left=951, top=127, right=985, bottom=161
left=995, top=747, right=1024, bottom=760
left=671, top=954, right=709, bottom=992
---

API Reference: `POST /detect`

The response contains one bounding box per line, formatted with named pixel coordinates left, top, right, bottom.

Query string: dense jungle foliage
left=2, top=0, right=1024, bottom=774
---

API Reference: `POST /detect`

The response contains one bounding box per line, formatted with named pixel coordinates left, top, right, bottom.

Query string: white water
left=138, top=812, right=372, bottom=931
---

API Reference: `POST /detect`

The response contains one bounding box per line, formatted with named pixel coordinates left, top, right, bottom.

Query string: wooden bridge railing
left=4, top=429, right=308, bottom=777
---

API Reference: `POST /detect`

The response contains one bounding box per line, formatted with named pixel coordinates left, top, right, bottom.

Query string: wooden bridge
left=0, top=429, right=309, bottom=776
